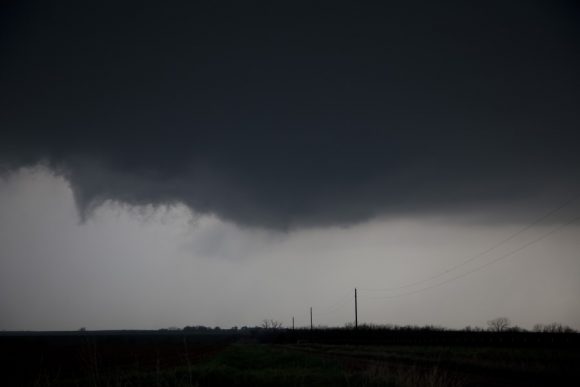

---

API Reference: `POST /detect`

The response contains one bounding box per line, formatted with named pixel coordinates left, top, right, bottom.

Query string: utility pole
left=292, top=316, right=295, bottom=331
left=310, top=307, right=313, bottom=330
left=355, top=288, right=358, bottom=329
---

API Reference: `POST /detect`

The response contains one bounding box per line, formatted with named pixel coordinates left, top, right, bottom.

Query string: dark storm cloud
left=1, top=0, right=579, bottom=228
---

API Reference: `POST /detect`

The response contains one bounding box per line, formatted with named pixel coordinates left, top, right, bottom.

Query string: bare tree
left=261, top=319, right=282, bottom=330
left=534, top=322, right=575, bottom=333
left=487, top=317, right=510, bottom=332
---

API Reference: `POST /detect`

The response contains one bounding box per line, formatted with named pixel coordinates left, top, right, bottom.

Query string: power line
left=315, top=289, right=353, bottom=315
left=359, top=193, right=580, bottom=292
left=359, top=213, right=580, bottom=300
left=304, top=195, right=580, bottom=325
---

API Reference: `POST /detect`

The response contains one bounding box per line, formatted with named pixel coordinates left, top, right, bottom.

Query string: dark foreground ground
left=1, top=330, right=578, bottom=386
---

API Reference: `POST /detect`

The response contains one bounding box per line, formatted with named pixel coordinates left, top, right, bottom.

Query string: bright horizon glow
left=1, top=169, right=579, bottom=331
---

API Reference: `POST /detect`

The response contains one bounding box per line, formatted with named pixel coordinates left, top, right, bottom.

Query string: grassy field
left=28, top=344, right=464, bottom=387
left=282, top=343, right=580, bottom=387
left=2, top=332, right=578, bottom=386
left=8, top=343, right=360, bottom=386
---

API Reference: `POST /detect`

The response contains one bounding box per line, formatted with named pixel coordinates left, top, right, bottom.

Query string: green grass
left=175, top=344, right=355, bottom=387
left=13, top=331, right=578, bottom=387
left=49, top=344, right=399, bottom=387
left=36, top=343, right=574, bottom=386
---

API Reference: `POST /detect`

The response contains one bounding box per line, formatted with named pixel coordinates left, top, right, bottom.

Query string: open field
left=1, top=330, right=578, bottom=386
left=281, top=343, right=579, bottom=387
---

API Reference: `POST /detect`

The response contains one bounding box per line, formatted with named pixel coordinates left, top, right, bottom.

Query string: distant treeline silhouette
left=3, top=321, right=577, bottom=350
left=176, top=320, right=576, bottom=334
left=159, top=320, right=580, bottom=348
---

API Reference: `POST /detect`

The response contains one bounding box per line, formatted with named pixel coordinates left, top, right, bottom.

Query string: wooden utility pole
left=292, top=316, right=295, bottom=331
left=310, top=307, right=313, bottom=330
left=355, top=288, right=358, bottom=329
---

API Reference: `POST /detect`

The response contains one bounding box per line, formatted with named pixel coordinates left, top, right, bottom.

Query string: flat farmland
left=0, top=332, right=233, bottom=386
left=1, top=331, right=579, bottom=386
left=281, top=343, right=580, bottom=387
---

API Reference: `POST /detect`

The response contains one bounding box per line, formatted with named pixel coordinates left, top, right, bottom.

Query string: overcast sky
left=1, top=1, right=580, bottom=330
